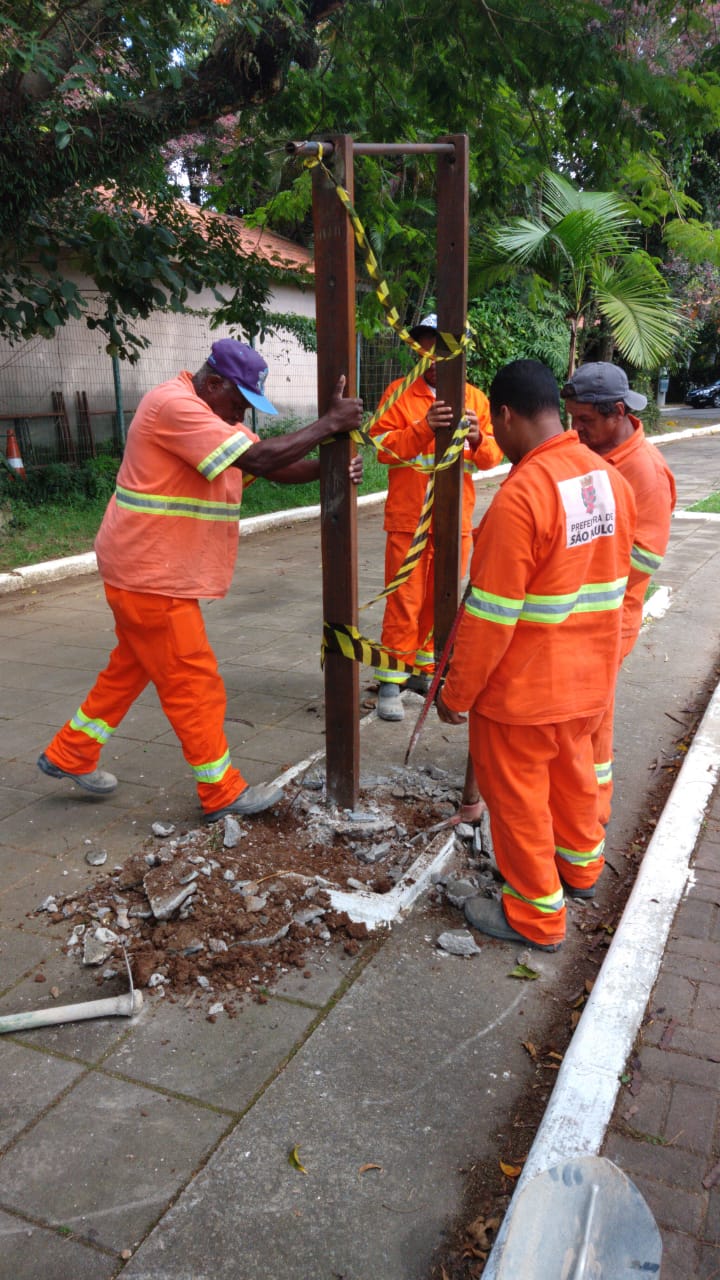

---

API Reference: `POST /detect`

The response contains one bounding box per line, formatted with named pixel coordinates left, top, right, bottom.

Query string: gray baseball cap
left=561, top=362, right=647, bottom=412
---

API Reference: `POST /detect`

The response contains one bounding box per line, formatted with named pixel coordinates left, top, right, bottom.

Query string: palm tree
left=475, top=171, right=681, bottom=377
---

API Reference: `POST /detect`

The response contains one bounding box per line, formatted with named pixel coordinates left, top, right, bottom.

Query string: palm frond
left=592, top=257, right=682, bottom=368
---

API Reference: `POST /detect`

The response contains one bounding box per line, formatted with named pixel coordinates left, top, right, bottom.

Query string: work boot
left=204, top=781, right=284, bottom=823
left=464, top=895, right=562, bottom=952
left=404, top=672, right=432, bottom=696
left=37, top=751, right=118, bottom=795
left=559, top=876, right=596, bottom=901
left=376, top=683, right=404, bottom=722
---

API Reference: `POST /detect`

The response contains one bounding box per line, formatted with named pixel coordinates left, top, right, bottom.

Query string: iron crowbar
left=404, top=582, right=471, bottom=766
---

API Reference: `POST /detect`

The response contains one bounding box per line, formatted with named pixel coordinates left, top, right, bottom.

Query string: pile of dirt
left=34, top=765, right=463, bottom=1010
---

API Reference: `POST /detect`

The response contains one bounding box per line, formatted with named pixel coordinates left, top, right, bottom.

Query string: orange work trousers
left=44, top=585, right=245, bottom=814
left=469, top=713, right=606, bottom=946
left=592, top=631, right=636, bottom=826
left=377, top=530, right=472, bottom=684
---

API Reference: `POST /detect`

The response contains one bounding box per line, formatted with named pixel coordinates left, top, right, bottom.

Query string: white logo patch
left=558, top=469, right=616, bottom=548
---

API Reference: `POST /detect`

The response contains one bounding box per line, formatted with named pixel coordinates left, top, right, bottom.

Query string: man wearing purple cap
left=562, top=361, right=676, bottom=829
left=38, top=339, right=363, bottom=821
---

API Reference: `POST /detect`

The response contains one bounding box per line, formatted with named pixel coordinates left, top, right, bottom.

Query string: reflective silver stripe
left=502, top=883, right=564, bottom=914
left=191, top=751, right=232, bottom=784
left=116, top=486, right=241, bottom=522
left=198, top=432, right=254, bottom=480
left=521, top=578, right=627, bottom=624
left=555, top=837, right=605, bottom=867
left=465, top=587, right=524, bottom=625
left=69, top=708, right=114, bottom=744
left=595, top=761, right=612, bottom=785
left=631, top=544, right=663, bottom=575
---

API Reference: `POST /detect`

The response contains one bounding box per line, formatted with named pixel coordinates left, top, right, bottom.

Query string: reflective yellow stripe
left=502, top=883, right=564, bottom=914
left=191, top=751, right=232, bottom=785
left=70, top=708, right=114, bottom=745
left=116, top=485, right=242, bottom=522
left=595, top=761, right=612, bottom=785
left=465, top=587, right=524, bottom=625
left=631, top=544, right=663, bottom=575
left=198, top=432, right=254, bottom=480
left=521, top=578, right=627, bottom=624
left=555, top=837, right=605, bottom=868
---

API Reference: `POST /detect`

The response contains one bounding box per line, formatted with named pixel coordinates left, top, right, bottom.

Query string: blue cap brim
left=236, top=382, right=279, bottom=416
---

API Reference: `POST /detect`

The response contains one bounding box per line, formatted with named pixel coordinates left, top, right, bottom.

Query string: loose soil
left=33, top=765, right=463, bottom=1014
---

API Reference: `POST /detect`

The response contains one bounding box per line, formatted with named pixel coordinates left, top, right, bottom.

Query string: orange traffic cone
left=5, top=427, right=26, bottom=478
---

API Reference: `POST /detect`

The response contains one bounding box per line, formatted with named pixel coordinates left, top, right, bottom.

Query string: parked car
left=685, top=378, right=720, bottom=408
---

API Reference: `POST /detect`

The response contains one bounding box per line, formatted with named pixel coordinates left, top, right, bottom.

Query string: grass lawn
left=0, top=446, right=389, bottom=573
left=688, top=491, right=720, bottom=513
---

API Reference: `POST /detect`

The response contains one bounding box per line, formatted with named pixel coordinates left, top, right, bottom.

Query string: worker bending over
left=561, top=362, right=676, bottom=825
left=38, top=340, right=363, bottom=822
left=437, top=360, right=636, bottom=951
left=370, top=314, right=502, bottom=722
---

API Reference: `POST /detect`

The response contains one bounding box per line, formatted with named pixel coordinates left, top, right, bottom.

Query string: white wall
left=0, top=275, right=318, bottom=458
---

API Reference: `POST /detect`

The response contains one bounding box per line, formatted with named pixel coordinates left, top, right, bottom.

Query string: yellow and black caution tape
left=305, top=144, right=473, bottom=665
left=304, top=147, right=468, bottom=366
left=321, top=622, right=422, bottom=676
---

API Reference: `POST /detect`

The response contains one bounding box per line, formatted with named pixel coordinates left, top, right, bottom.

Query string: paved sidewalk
left=602, top=777, right=720, bottom=1280
left=0, top=433, right=719, bottom=1279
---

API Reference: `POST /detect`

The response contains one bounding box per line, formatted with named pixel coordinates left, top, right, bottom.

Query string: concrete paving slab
left=103, top=990, right=320, bottom=1111
left=0, top=1040, right=85, bottom=1146
left=0, top=946, right=142, bottom=1062
left=0, top=923, right=59, bottom=993
left=0, top=1072, right=229, bottom=1252
left=268, top=941, right=364, bottom=1005
left=121, top=917, right=550, bottom=1280
left=0, top=1209, right=117, bottom=1280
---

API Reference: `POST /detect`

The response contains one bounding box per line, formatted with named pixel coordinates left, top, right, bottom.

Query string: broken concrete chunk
left=197, top=975, right=211, bottom=990
left=207, top=937, right=228, bottom=954
left=355, top=841, right=391, bottom=865
left=444, top=878, right=481, bottom=909
left=436, top=929, right=482, bottom=957
left=223, top=816, right=244, bottom=848
left=152, top=822, right=175, bottom=838
left=242, top=894, right=267, bottom=912
left=236, top=923, right=290, bottom=947
left=39, top=896, right=58, bottom=913
left=83, top=927, right=119, bottom=966
left=84, top=848, right=108, bottom=867
left=142, top=859, right=202, bottom=921
left=293, top=906, right=326, bottom=927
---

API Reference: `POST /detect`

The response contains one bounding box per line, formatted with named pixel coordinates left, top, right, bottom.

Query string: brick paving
left=603, top=782, right=720, bottom=1280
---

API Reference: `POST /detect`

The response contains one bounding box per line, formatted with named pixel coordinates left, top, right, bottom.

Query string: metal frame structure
left=287, top=135, right=469, bottom=807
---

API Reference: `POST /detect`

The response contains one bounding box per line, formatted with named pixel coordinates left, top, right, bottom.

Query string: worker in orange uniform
left=370, top=314, right=502, bottom=722
left=561, top=362, right=676, bottom=825
left=436, top=360, right=636, bottom=951
left=38, top=340, right=363, bottom=821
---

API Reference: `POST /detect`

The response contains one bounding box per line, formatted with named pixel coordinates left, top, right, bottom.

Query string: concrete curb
left=0, top=424, right=714, bottom=595
left=482, top=672, right=720, bottom=1277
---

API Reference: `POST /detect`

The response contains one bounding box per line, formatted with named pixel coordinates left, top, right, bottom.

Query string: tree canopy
left=3, top=0, right=720, bottom=364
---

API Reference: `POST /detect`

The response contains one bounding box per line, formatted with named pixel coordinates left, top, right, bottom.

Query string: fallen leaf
left=288, top=1144, right=308, bottom=1174
left=522, top=1040, right=538, bottom=1060
left=359, top=1162, right=383, bottom=1175
left=547, top=1050, right=563, bottom=1061
left=499, top=1160, right=522, bottom=1178
left=509, top=963, right=539, bottom=980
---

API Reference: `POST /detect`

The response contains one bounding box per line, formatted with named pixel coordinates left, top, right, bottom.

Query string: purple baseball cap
left=207, top=339, right=279, bottom=415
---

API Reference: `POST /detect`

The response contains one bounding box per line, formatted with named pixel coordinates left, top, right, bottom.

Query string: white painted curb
left=1, top=425, right=716, bottom=594
left=483, top=674, right=720, bottom=1278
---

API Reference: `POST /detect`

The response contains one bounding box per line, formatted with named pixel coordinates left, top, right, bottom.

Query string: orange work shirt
left=605, top=417, right=676, bottom=647
left=443, top=431, right=637, bottom=724
left=370, top=377, right=502, bottom=533
left=95, top=371, right=257, bottom=599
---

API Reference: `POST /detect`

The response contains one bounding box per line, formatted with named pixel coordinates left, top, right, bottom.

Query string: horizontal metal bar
left=285, top=140, right=455, bottom=158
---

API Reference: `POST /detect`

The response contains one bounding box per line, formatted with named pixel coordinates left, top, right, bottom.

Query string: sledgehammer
left=0, top=949, right=142, bottom=1035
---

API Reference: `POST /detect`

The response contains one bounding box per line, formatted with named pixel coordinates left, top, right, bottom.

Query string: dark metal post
left=312, top=135, right=360, bottom=808
left=433, top=134, right=469, bottom=656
